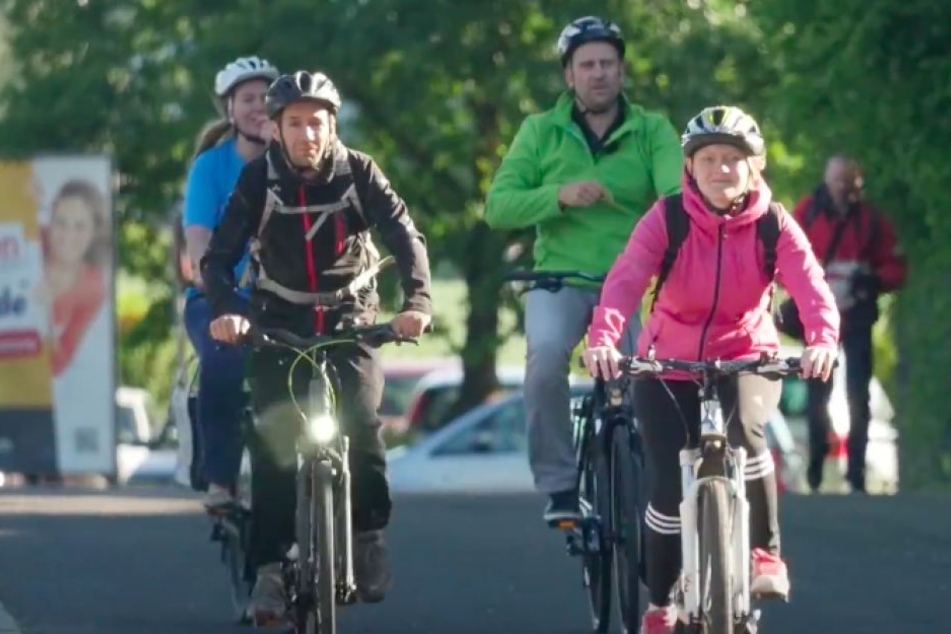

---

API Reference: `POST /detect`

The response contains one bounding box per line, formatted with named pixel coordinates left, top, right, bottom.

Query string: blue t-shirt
left=182, top=137, right=252, bottom=300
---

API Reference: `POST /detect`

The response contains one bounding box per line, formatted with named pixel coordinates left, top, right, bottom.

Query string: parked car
left=387, top=386, right=805, bottom=494
left=115, top=386, right=178, bottom=485
left=380, top=358, right=456, bottom=434
left=403, top=363, right=593, bottom=435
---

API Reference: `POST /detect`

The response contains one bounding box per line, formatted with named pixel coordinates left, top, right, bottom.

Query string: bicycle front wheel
left=297, top=460, right=336, bottom=634
left=611, top=424, right=645, bottom=634
left=698, top=479, right=734, bottom=634
left=577, top=401, right=611, bottom=632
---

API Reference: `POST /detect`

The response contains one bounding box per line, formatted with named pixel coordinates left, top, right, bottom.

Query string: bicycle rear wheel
left=576, top=398, right=611, bottom=632
left=611, top=424, right=645, bottom=634
left=698, top=479, right=734, bottom=634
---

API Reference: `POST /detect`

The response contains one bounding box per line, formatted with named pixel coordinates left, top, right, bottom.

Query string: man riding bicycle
left=201, top=70, right=432, bottom=624
left=484, top=15, right=683, bottom=524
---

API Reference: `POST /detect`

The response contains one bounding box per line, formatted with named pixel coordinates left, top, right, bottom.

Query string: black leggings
left=634, top=375, right=782, bottom=607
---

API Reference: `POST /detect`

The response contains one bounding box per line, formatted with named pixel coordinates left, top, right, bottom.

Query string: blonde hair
left=192, top=118, right=234, bottom=158
left=50, top=179, right=111, bottom=267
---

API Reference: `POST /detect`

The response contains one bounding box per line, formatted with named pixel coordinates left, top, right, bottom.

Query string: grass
left=378, top=277, right=528, bottom=365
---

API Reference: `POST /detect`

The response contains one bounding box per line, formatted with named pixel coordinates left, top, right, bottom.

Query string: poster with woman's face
left=0, top=155, right=116, bottom=478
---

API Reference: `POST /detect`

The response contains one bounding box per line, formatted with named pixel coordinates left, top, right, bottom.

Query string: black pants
left=806, top=323, right=873, bottom=491
left=247, top=340, right=390, bottom=569
left=634, top=375, right=782, bottom=607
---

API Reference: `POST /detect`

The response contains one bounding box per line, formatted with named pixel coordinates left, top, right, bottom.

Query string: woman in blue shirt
left=182, top=56, right=279, bottom=511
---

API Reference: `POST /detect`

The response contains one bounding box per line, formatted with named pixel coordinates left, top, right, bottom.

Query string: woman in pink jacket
left=583, top=106, right=839, bottom=634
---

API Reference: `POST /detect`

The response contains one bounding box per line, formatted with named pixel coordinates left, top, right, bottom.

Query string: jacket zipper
left=697, top=224, right=725, bottom=359
left=298, top=186, right=325, bottom=334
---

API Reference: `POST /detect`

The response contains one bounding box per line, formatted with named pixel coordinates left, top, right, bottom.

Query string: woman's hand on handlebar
left=209, top=314, right=250, bottom=344
left=582, top=344, right=623, bottom=380
left=801, top=345, right=837, bottom=381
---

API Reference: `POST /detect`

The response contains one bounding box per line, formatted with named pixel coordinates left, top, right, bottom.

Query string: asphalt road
left=0, top=486, right=946, bottom=633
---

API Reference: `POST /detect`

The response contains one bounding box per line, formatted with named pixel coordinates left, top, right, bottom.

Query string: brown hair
left=50, top=179, right=111, bottom=267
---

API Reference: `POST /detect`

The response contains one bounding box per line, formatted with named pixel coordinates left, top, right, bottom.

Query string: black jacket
left=201, top=141, right=432, bottom=327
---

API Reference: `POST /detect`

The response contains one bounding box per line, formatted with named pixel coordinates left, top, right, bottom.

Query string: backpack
left=649, top=193, right=783, bottom=312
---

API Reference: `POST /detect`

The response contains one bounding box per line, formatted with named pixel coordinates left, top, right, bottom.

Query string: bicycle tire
left=297, top=461, right=336, bottom=634
left=577, top=398, right=611, bottom=633
left=698, top=479, right=734, bottom=634
left=610, top=424, right=645, bottom=634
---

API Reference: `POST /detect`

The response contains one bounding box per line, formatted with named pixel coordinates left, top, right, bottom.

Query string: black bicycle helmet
left=556, top=16, right=626, bottom=67
left=265, top=71, right=342, bottom=119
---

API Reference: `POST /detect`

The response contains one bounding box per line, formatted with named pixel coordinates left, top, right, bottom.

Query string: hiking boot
left=353, top=530, right=392, bottom=603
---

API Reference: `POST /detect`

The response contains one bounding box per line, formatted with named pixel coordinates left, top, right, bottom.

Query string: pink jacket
left=588, top=177, right=839, bottom=365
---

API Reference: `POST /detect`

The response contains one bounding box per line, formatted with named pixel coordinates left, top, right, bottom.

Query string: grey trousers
left=524, top=286, right=642, bottom=494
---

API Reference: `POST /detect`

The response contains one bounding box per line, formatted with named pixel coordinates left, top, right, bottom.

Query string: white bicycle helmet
left=214, top=56, right=279, bottom=97
left=681, top=106, right=766, bottom=158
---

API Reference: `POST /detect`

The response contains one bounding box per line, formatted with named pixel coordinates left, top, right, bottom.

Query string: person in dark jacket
left=792, top=154, right=907, bottom=493
left=201, top=70, right=432, bottom=624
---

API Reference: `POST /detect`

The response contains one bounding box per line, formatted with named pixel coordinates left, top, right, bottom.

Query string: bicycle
left=502, top=269, right=646, bottom=634
left=168, top=351, right=257, bottom=624
left=619, top=351, right=809, bottom=634
left=206, top=407, right=255, bottom=625
left=241, top=320, right=417, bottom=634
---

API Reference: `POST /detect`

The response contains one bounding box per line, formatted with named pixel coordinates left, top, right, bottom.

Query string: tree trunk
left=444, top=223, right=508, bottom=420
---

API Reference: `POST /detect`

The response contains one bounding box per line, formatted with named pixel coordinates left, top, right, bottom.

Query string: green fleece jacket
left=485, top=92, right=683, bottom=277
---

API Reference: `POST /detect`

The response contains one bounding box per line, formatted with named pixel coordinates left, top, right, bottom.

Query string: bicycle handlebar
left=619, top=354, right=806, bottom=378
left=245, top=323, right=419, bottom=351
left=502, top=269, right=606, bottom=293
left=502, top=269, right=606, bottom=283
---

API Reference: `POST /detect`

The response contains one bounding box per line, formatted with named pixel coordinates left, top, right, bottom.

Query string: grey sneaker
left=203, top=483, right=235, bottom=514
left=353, top=530, right=392, bottom=603
left=249, top=563, right=287, bottom=627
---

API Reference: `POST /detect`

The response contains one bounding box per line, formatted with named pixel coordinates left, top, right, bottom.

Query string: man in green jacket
left=485, top=15, right=682, bottom=524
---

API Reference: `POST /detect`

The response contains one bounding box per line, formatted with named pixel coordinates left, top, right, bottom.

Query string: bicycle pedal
left=548, top=517, right=580, bottom=530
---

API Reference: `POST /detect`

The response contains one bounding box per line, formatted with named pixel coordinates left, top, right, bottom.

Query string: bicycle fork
left=339, top=436, right=356, bottom=602
left=677, top=445, right=752, bottom=623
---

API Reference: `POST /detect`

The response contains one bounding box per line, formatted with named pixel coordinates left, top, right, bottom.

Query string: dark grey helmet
left=265, top=71, right=341, bottom=119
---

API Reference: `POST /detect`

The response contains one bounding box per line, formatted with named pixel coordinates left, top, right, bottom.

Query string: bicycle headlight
left=306, top=413, right=338, bottom=444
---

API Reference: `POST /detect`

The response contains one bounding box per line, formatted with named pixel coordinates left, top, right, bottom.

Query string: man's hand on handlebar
left=390, top=310, right=431, bottom=339
left=800, top=345, right=837, bottom=382
left=209, top=314, right=250, bottom=344
left=582, top=344, right=623, bottom=380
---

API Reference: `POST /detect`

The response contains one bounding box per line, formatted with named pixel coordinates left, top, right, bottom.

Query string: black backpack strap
left=756, top=202, right=783, bottom=280
left=650, top=194, right=689, bottom=312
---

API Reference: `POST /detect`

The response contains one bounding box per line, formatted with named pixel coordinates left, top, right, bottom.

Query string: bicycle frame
left=244, top=320, right=419, bottom=628
left=621, top=352, right=806, bottom=633
left=678, top=372, right=753, bottom=625
left=296, top=348, right=356, bottom=605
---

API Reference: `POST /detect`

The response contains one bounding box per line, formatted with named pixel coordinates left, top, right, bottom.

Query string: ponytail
left=193, top=118, right=234, bottom=158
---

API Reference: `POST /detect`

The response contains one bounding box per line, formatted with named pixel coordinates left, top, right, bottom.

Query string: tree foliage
left=2, top=0, right=948, bottom=485
left=748, top=0, right=951, bottom=486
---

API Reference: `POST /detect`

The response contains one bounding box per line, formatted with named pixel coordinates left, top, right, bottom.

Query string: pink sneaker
left=640, top=604, right=677, bottom=634
left=750, top=548, right=790, bottom=600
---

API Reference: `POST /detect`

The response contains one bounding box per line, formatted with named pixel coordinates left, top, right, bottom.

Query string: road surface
left=0, top=486, right=946, bottom=633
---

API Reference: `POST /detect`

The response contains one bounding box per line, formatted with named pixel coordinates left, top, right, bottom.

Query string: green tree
left=0, top=0, right=772, bottom=423
left=749, top=0, right=951, bottom=487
